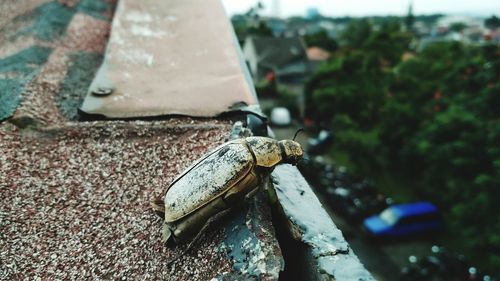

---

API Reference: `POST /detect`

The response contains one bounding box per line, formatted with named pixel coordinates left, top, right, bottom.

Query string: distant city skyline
left=221, top=0, right=500, bottom=17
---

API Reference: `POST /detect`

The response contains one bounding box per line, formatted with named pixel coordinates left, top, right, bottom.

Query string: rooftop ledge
left=0, top=0, right=373, bottom=280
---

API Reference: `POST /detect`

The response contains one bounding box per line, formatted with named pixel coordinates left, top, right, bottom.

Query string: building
left=306, top=46, right=331, bottom=71
left=243, top=36, right=311, bottom=85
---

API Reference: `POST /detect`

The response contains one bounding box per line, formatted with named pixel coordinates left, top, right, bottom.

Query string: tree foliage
left=305, top=18, right=500, bottom=273
left=303, top=29, right=338, bottom=51
left=485, top=15, right=500, bottom=29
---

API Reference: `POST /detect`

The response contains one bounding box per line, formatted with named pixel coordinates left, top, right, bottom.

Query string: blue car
left=363, top=202, right=443, bottom=238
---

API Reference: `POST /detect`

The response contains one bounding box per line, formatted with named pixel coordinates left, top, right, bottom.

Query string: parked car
left=329, top=186, right=391, bottom=223
left=363, top=202, right=443, bottom=238
left=270, top=107, right=291, bottom=126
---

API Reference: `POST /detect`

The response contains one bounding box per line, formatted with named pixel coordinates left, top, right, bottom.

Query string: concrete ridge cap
left=271, top=164, right=375, bottom=281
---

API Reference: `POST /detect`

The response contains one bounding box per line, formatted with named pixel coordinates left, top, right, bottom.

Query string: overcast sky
left=221, top=0, right=500, bottom=17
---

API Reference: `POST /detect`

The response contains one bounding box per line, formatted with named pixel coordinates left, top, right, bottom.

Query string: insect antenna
left=293, top=128, right=304, bottom=141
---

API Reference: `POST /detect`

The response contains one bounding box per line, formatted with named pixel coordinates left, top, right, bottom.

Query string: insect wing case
left=245, top=137, right=282, bottom=168
left=164, top=140, right=254, bottom=222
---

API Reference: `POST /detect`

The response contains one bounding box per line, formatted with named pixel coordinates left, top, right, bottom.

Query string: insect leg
left=166, top=208, right=232, bottom=266
left=150, top=196, right=165, bottom=218
left=244, top=186, right=260, bottom=202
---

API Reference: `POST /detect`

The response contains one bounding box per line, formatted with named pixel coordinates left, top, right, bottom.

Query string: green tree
left=485, top=15, right=500, bottom=29
left=303, top=29, right=338, bottom=51
left=306, top=18, right=500, bottom=273
left=450, top=22, right=467, bottom=32
left=233, top=21, right=273, bottom=43
left=405, top=2, right=415, bottom=31
left=340, top=19, right=372, bottom=48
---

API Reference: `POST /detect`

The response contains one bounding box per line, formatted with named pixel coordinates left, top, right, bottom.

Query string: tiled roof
left=0, top=0, right=115, bottom=122
left=0, top=1, right=282, bottom=280
left=0, top=120, right=236, bottom=279
left=247, top=36, right=308, bottom=68
left=306, top=47, right=331, bottom=61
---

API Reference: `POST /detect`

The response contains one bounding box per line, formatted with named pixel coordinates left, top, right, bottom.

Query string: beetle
left=151, top=135, right=303, bottom=259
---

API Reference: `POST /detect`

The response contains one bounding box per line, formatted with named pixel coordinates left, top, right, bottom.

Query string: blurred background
left=222, top=1, right=500, bottom=280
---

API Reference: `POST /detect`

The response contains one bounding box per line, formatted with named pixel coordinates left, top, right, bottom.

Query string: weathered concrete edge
left=210, top=121, right=283, bottom=280
left=271, top=164, right=375, bottom=281
left=218, top=191, right=284, bottom=280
